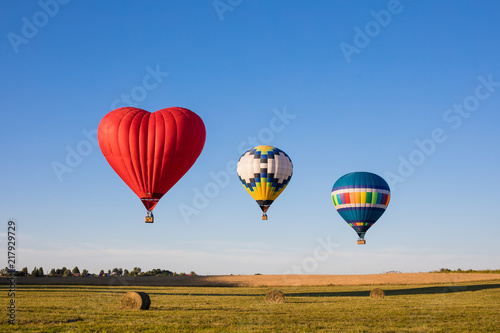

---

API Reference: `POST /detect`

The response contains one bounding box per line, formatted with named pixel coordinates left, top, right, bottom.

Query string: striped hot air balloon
left=237, top=145, right=293, bottom=220
left=331, top=172, right=390, bottom=244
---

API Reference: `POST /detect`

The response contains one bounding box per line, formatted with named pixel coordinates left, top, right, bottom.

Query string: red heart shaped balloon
left=98, top=107, right=206, bottom=211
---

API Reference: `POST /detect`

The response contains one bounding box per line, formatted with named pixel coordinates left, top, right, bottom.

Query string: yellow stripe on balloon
left=360, top=191, right=367, bottom=204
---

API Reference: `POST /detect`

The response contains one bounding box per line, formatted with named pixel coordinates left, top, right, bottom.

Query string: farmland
left=1, top=274, right=499, bottom=332
left=5, top=272, right=500, bottom=287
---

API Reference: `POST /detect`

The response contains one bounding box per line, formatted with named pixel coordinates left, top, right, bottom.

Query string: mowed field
left=6, top=272, right=500, bottom=287
left=1, top=274, right=499, bottom=332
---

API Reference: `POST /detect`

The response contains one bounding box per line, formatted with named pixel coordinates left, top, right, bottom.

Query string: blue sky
left=1, top=0, right=499, bottom=275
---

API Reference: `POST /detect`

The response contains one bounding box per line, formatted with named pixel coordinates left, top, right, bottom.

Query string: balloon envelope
left=237, top=145, right=293, bottom=218
left=98, top=107, right=206, bottom=211
left=331, top=172, right=390, bottom=240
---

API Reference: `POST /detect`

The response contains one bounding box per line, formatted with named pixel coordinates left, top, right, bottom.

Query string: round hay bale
left=370, top=288, right=385, bottom=299
left=265, top=289, right=285, bottom=304
left=121, top=291, right=151, bottom=310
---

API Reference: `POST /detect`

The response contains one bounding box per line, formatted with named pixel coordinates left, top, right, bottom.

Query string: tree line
left=0, top=266, right=198, bottom=277
left=432, top=268, right=500, bottom=274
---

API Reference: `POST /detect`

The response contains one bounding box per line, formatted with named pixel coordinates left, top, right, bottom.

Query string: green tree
left=72, top=266, right=80, bottom=274
left=100, top=269, right=105, bottom=275
left=38, top=267, right=44, bottom=277
left=31, top=267, right=39, bottom=277
left=21, top=267, right=28, bottom=276
left=82, top=269, right=88, bottom=275
left=123, top=269, right=129, bottom=276
left=63, top=269, right=72, bottom=277
left=49, top=268, right=56, bottom=276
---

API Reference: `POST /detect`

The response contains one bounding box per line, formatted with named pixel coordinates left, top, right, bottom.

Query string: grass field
left=1, top=279, right=499, bottom=332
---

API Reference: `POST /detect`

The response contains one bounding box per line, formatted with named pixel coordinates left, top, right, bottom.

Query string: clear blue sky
left=1, top=0, right=499, bottom=275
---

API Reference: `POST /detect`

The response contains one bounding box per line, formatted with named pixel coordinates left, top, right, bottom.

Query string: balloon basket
left=357, top=239, right=366, bottom=245
left=262, top=214, right=268, bottom=220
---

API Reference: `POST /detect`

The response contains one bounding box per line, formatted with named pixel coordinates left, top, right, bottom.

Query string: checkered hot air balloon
left=237, top=145, right=293, bottom=220
left=331, top=172, right=390, bottom=244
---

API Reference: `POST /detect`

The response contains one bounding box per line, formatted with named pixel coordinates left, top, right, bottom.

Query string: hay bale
left=370, top=288, right=385, bottom=299
left=265, top=289, right=285, bottom=304
left=121, top=291, right=151, bottom=310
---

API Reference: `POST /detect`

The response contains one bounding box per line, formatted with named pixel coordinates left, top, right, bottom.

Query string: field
left=1, top=274, right=499, bottom=332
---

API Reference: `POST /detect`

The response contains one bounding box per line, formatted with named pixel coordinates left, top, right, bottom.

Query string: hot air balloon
left=331, top=172, right=390, bottom=244
left=237, top=145, right=293, bottom=220
left=98, top=107, right=206, bottom=223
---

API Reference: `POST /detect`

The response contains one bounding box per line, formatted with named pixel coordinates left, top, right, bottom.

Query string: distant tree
left=38, top=267, right=44, bottom=277
left=72, top=266, right=80, bottom=274
left=123, top=269, right=129, bottom=276
left=49, top=268, right=57, bottom=276
left=134, top=267, right=141, bottom=274
left=63, top=269, right=72, bottom=277
left=189, top=271, right=197, bottom=276
left=100, top=270, right=105, bottom=275
left=108, top=269, right=111, bottom=275
left=82, top=269, right=88, bottom=275
left=21, top=267, right=28, bottom=275
left=31, top=267, right=39, bottom=277
left=61, top=267, right=67, bottom=273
